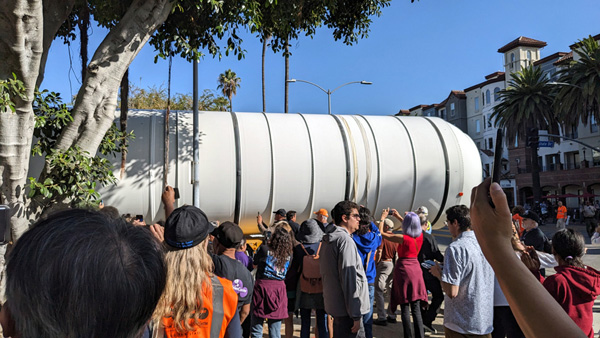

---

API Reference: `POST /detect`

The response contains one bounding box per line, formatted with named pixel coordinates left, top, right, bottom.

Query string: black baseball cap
left=273, top=209, right=286, bottom=217
left=522, top=210, right=540, bottom=224
left=211, top=221, right=243, bottom=248
left=164, top=205, right=211, bottom=249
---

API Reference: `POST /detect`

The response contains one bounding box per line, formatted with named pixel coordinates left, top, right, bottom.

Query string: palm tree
left=555, top=36, right=600, bottom=131
left=492, top=65, right=561, bottom=204
left=217, top=69, right=241, bottom=112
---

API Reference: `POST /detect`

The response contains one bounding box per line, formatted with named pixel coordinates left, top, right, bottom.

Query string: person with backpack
left=289, top=218, right=329, bottom=338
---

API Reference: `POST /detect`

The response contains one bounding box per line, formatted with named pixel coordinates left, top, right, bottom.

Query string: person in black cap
left=520, top=210, right=550, bottom=277
left=153, top=193, right=242, bottom=338
left=212, top=221, right=255, bottom=337
left=257, top=208, right=287, bottom=238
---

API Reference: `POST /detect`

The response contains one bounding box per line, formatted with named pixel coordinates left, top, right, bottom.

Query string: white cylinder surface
left=98, top=111, right=482, bottom=234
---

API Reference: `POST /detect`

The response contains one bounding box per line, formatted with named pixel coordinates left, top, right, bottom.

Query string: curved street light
left=287, top=79, right=372, bottom=114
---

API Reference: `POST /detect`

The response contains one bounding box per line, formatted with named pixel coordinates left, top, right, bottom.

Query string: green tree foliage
left=29, top=89, right=133, bottom=207
left=217, top=69, right=241, bottom=112
left=126, top=85, right=229, bottom=111
left=492, top=65, right=560, bottom=203
left=0, top=74, right=27, bottom=112
left=555, top=36, right=600, bottom=131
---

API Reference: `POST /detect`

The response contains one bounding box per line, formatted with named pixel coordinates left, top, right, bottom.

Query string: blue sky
left=42, top=0, right=600, bottom=115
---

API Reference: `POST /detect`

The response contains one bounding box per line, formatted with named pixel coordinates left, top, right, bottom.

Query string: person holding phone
left=378, top=210, right=427, bottom=338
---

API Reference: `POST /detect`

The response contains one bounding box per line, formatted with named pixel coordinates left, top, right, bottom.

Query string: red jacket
left=540, top=265, right=600, bottom=338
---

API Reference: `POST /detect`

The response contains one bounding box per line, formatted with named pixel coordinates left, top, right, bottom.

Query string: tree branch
left=54, top=0, right=174, bottom=155
left=36, top=0, right=77, bottom=88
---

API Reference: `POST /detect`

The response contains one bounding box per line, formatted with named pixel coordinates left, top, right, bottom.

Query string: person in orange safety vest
left=152, top=203, right=240, bottom=338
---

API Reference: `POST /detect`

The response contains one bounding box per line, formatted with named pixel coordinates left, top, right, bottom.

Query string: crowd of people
left=0, top=180, right=598, bottom=338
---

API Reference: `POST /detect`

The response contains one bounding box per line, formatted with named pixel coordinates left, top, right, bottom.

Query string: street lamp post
left=287, top=79, right=372, bottom=114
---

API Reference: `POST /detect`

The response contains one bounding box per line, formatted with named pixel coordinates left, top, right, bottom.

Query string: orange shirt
left=163, top=276, right=238, bottom=338
left=512, top=214, right=524, bottom=236
left=557, top=206, right=567, bottom=219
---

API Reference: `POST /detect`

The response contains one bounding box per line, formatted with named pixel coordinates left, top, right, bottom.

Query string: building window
left=483, top=115, right=486, bottom=130
left=474, top=97, right=479, bottom=111
left=486, top=90, right=491, bottom=105
left=510, top=53, right=515, bottom=69
left=484, top=163, right=490, bottom=178
left=482, top=92, right=485, bottom=105
left=591, top=115, right=598, bottom=133
left=494, top=87, right=500, bottom=101
left=477, top=141, right=481, bottom=150
left=566, top=125, right=578, bottom=139
left=487, top=114, right=492, bottom=128
left=565, top=151, right=581, bottom=170
left=527, top=50, right=532, bottom=60
left=440, top=109, right=445, bottom=120
left=450, top=103, right=455, bottom=117
left=488, top=137, right=494, bottom=150
left=593, top=150, right=600, bottom=167
left=476, top=120, right=481, bottom=133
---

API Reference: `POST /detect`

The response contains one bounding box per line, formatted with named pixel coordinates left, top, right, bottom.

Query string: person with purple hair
left=378, top=209, right=427, bottom=338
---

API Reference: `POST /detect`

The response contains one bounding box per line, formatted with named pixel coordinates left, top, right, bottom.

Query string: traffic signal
left=526, top=128, right=539, bottom=147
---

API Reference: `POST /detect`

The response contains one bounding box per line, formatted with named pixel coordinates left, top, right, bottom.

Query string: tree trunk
left=0, top=0, right=46, bottom=303
left=54, top=0, right=173, bottom=155
left=120, top=69, right=129, bottom=179
left=229, top=97, right=233, bottom=112
left=78, top=1, right=89, bottom=82
left=262, top=35, right=271, bottom=113
left=284, top=41, right=289, bottom=113
left=0, top=0, right=45, bottom=241
left=163, top=57, right=172, bottom=188
left=530, top=128, right=542, bottom=206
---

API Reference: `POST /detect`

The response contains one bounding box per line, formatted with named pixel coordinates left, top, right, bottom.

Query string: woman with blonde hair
left=152, top=205, right=241, bottom=338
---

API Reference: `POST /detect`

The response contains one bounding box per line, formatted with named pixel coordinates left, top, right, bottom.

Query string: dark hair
left=446, top=205, right=471, bottom=232
left=512, top=205, right=525, bottom=216
left=354, top=206, right=373, bottom=236
left=268, top=226, right=293, bottom=270
left=6, top=209, right=166, bottom=338
left=552, top=228, right=585, bottom=268
left=331, top=200, right=359, bottom=225
left=286, top=210, right=296, bottom=221
left=99, top=205, right=121, bottom=220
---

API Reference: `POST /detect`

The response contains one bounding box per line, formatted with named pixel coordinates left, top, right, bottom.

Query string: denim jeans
left=362, top=284, right=375, bottom=338
left=300, top=308, right=328, bottom=338
left=250, top=313, right=282, bottom=338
